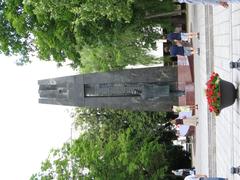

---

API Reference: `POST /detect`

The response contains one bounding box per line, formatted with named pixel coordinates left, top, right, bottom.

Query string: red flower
left=208, top=90, right=213, bottom=96
left=209, top=106, right=213, bottom=112
left=205, top=72, right=220, bottom=115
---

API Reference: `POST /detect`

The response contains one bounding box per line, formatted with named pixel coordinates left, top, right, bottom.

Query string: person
left=167, top=32, right=199, bottom=42
left=172, top=105, right=198, bottom=113
left=171, top=106, right=198, bottom=126
left=177, top=124, right=191, bottom=136
left=179, top=111, right=198, bottom=126
left=170, top=45, right=195, bottom=57
left=177, top=0, right=233, bottom=8
left=171, top=115, right=198, bottom=126
left=184, top=174, right=227, bottom=180
left=172, top=168, right=195, bottom=177
left=178, top=111, right=193, bottom=119
left=175, top=124, right=195, bottom=137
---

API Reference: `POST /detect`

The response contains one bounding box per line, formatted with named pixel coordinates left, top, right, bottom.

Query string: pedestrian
left=179, top=111, right=198, bottom=126
left=172, top=105, right=198, bottom=113
left=172, top=168, right=195, bottom=177
left=170, top=45, right=195, bottom=57
left=177, top=0, right=231, bottom=8
left=167, top=32, right=199, bottom=42
left=184, top=174, right=227, bottom=180
left=176, top=125, right=188, bottom=137
left=171, top=115, right=198, bottom=126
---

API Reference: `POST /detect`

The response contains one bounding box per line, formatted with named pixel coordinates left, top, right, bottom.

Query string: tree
left=31, top=129, right=168, bottom=179
left=0, top=1, right=30, bottom=64
left=79, top=29, right=161, bottom=73
left=74, top=108, right=191, bottom=173
left=0, top=0, right=176, bottom=67
left=32, top=108, right=191, bottom=179
left=74, top=108, right=176, bottom=144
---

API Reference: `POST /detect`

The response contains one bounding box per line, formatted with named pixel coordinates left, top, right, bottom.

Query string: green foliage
left=74, top=108, right=191, bottom=174
left=32, top=108, right=191, bottom=179
left=72, top=0, right=134, bottom=23
left=0, top=1, right=30, bottom=64
left=79, top=29, right=161, bottom=73
left=74, top=108, right=175, bottom=143
left=32, top=129, right=168, bottom=179
left=166, top=145, right=192, bottom=171
left=0, top=0, right=175, bottom=67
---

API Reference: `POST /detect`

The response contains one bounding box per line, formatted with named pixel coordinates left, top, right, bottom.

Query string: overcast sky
left=0, top=55, right=76, bottom=180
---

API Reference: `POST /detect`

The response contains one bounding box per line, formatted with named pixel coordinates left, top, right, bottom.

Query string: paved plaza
left=188, top=3, right=240, bottom=180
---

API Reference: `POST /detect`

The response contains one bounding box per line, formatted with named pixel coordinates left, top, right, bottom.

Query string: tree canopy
left=31, top=109, right=191, bottom=180
left=0, top=0, right=176, bottom=68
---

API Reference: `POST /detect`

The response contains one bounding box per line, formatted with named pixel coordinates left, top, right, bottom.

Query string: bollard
left=231, top=166, right=240, bottom=175
left=229, top=59, right=240, bottom=70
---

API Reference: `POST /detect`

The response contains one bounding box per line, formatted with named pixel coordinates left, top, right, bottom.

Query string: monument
left=38, top=66, right=183, bottom=111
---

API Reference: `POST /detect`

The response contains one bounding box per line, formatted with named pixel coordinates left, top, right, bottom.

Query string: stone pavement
left=188, top=3, right=240, bottom=180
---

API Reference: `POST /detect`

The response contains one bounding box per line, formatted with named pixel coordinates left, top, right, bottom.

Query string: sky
left=0, top=55, right=77, bottom=180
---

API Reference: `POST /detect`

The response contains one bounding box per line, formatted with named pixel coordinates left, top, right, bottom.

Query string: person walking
left=170, top=45, right=195, bottom=57
left=171, top=115, right=198, bottom=126
left=172, top=105, right=198, bottom=113
left=172, top=168, right=195, bottom=177
left=167, top=32, right=199, bottom=43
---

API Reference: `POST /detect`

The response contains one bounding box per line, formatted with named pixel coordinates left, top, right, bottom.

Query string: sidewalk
left=188, top=3, right=240, bottom=180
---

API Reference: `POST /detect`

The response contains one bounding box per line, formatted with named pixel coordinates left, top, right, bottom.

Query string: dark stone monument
left=38, top=66, right=183, bottom=111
